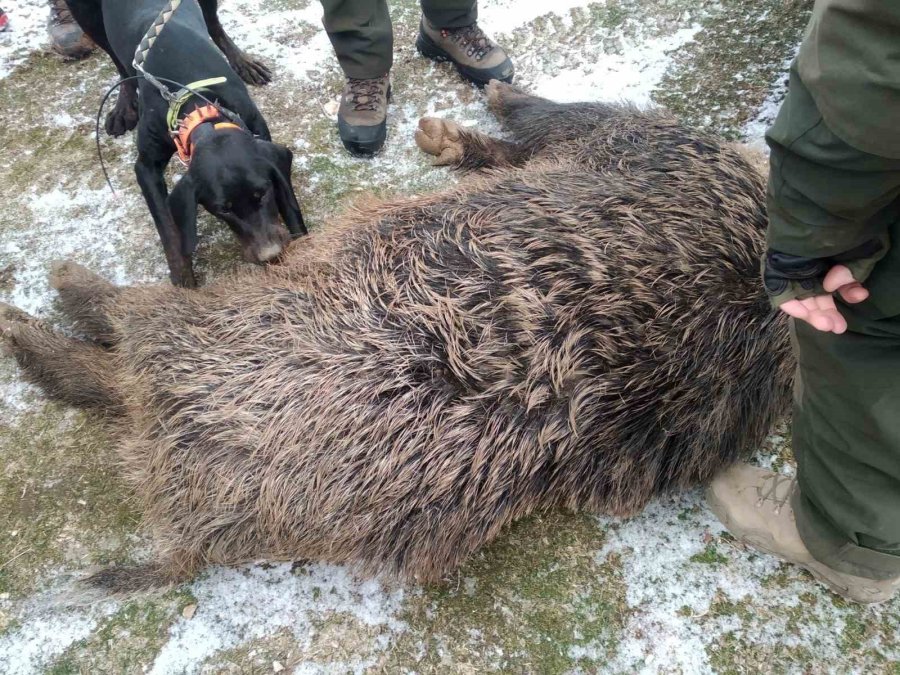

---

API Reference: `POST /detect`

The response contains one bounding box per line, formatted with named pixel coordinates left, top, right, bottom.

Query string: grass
left=385, top=512, right=628, bottom=673
left=0, top=404, right=141, bottom=598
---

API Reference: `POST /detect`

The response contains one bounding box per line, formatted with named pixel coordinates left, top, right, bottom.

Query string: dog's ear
left=167, top=175, right=199, bottom=256
left=257, top=140, right=307, bottom=237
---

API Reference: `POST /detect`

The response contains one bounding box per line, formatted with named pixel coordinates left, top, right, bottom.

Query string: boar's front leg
left=415, top=117, right=531, bottom=171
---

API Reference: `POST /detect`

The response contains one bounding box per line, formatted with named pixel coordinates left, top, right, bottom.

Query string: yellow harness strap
left=166, top=76, right=228, bottom=131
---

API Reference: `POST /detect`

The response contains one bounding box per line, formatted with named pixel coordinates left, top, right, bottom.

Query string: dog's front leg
left=134, top=156, right=198, bottom=288
left=199, top=0, right=272, bottom=85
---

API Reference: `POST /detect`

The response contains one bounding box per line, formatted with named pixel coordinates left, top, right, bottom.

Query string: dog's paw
left=169, top=263, right=198, bottom=289
left=233, top=52, right=272, bottom=86
left=415, top=117, right=465, bottom=166
left=105, top=95, right=139, bottom=137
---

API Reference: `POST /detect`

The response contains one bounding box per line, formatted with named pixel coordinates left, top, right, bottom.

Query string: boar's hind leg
left=485, top=79, right=620, bottom=150
left=49, top=260, right=120, bottom=345
left=0, top=303, right=122, bottom=412
left=415, top=117, right=529, bottom=171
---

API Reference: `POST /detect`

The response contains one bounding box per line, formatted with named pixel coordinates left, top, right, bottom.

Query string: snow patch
left=528, top=27, right=702, bottom=106
left=596, top=492, right=780, bottom=672
left=595, top=487, right=899, bottom=673
left=216, top=0, right=335, bottom=84
left=742, top=53, right=797, bottom=152
left=150, top=563, right=407, bottom=674
left=1, top=185, right=149, bottom=316
left=0, top=583, right=119, bottom=675
left=0, top=0, right=49, bottom=79
left=479, top=0, right=600, bottom=32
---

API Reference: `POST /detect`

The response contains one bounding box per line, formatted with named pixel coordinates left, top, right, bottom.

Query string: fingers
left=837, top=283, right=868, bottom=304
left=823, top=264, right=868, bottom=304
left=778, top=296, right=848, bottom=334
left=822, top=264, right=855, bottom=292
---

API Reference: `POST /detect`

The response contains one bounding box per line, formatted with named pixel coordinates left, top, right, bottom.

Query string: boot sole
left=338, top=86, right=392, bottom=157
left=338, top=122, right=387, bottom=157
left=706, top=488, right=893, bottom=604
left=416, top=32, right=514, bottom=87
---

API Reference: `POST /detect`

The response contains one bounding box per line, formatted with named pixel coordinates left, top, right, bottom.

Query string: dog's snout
left=255, top=243, right=284, bottom=263
left=242, top=224, right=291, bottom=264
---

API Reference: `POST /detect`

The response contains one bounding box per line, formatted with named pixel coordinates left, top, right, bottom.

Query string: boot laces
left=442, top=24, right=494, bottom=61
left=346, top=76, right=387, bottom=112
left=755, top=473, right=796, bottom=515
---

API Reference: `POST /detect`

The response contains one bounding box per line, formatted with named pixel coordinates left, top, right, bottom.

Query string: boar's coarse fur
left=0, top=82, right=793, bottom=590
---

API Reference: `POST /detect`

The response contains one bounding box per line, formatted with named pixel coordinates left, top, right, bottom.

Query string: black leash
left=95, top=75, right=143, bottom=197
left=95, top=75, right=245, bottom=195
left=94, top=0, right=247, bottom=195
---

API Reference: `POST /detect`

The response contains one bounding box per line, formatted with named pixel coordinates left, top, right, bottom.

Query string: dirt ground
left=0, top=0, right=897, bottom=673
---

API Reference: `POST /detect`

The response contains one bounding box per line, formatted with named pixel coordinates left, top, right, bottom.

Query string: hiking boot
left=48, top=0, right=94, bottom=60
left=0, top=8, right=9, bottom=33
left=337, top=74, right=390, bottom=156
left=707, top=464, right=900, bottom=604
left=416, top=18, right=514, bottom=87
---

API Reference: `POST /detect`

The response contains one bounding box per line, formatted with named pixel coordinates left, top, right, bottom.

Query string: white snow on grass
left=0, top=583, right=120, bottom=674
left=150, top=563, right=407, bottom=675
left=527, top=27, right=702, bottom=106
left=594, top=489, right=900, bottom=672
left=478, top=0, right=604, bottom=32
left=1, top=185, right=151, bottom=315
left=216, top=0, right=336, bottom=84
left=0, top=0, right=49, bottom=79
left=742, top=53, right=796, bottom=152
left=595, top=492, right=780, bottom=672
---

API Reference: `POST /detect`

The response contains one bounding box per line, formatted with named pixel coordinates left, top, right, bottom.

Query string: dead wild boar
left=0, top=81, right=793, bottom=591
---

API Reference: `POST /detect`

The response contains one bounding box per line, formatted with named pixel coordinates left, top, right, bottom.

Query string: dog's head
left=167, top=128, right=306, bottom=264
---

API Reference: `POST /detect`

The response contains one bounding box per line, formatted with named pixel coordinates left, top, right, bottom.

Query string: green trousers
left=766, top=1, right=900, bottom=581
left=792, top=312, right=900, bottom=581
left=321, top=0, right=477, bottom=79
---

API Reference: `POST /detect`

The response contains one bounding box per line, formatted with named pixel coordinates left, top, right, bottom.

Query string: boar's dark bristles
left=0, top=84, right=793, bottom=591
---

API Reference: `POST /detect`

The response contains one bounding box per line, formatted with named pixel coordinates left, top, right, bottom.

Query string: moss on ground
left=0, top=52, right=133, bottom=199
left=0, top=405, right=140, bottom=598
left=702, top=577, right=900, bottom=673
left=655, top=0, right=814, bottom=138
left=200, top=629, right=301, bottom=674
left=44, top=587, right=197, bottom=674
left=690, top=544, right=730, bottom=566
left=383, top=512, right=626, bottom=673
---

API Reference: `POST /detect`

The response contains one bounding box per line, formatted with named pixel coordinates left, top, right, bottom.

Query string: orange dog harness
left=172, top=104, right=241, bottom=164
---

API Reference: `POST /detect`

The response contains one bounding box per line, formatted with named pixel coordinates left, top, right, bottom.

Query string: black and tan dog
left=67, top=0, right=306, bottom=287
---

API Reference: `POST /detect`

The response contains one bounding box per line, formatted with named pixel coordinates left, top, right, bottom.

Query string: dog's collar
left=172, top=104, right=242, bottom=164
left=165, top=76, right=228, bottom=130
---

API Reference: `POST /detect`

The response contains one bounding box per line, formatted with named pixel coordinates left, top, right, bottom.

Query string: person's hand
left=777, top=265, right=868, bottom=334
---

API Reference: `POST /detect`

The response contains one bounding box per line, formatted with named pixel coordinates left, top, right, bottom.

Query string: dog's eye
left=223, top=201, right=232, bottom=212
left=253, top=191, right=263, bottom=202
